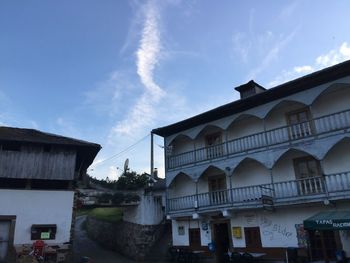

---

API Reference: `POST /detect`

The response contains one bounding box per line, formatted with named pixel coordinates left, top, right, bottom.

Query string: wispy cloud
left=268, top=42, right=350, bottom=87
left=110, top=0, right=165, bottom=139
left=247, top=28, right=298, bottom=80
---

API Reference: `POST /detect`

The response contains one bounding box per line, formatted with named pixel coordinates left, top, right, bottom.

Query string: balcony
left=167, top=172, right=350, bottom=213
left=167, top=109, right=350, bottom=170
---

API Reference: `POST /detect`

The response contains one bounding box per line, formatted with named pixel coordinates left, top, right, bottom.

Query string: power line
left=91, top=134, right=150, bottom=169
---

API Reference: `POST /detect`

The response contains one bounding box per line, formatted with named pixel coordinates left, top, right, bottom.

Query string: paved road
left=73, top=216, right=140, bottom=263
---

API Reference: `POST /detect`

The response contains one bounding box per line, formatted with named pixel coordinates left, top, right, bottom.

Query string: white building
left=0, top=127, right=100, bottom=262
left=152, top=60, right=350, bottom=262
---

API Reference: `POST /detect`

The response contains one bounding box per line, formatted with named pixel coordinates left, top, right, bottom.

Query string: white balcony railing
left=167, top=172, right=350, bottom=212
left=167, top=109, right=350, bottom=169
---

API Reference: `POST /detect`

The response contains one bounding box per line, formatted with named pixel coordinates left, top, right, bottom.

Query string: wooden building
left=0, top=127, right=100, bottom=262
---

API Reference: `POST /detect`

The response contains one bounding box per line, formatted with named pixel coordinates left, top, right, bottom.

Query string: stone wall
left=86, top=216, right=165, bottom=261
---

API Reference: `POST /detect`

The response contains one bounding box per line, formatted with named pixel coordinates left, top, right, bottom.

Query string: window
left=205, top=132, right=223, bottom=158
left=286, top=108, right=313, bottom=139
left=31, top=225, right=57, bottom=240
left=178, top=226, right=185, bottom=235
left=293, top=156, right=322, bottom=195
left=244, top=227, right=262, bottom=248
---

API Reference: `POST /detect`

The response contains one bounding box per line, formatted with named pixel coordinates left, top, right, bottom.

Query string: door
left=209, top=175, right=227, bottom=205
left=309, top=230, right=338, bottom=262
left=189, top=228, right=201, bottom=249
left=287, top=108, right=313, bottom=139
left=293, top=157, right=322, bottom=195
left=0, top=221, right=11, bottom=262
left=244, top=227, right=262, bottom=249
left=214, top=223, right=230, bottom=263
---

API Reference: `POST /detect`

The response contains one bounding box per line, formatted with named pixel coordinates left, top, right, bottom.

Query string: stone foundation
left=86, top=216, right=165, bottom=261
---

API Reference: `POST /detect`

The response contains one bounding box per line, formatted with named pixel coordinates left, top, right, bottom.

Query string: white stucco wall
left=168, top=174, right=195, bottom=198
left=123, top=192, right=165, bottom=225
left=312, top=87, right=350, bottom=118
left=0, top=189, right=74, bottom=245
left=323, top=138, right=350, bottom=174
left=172, top=219, right=212, bottom=247
left=232, top=159, right=270, bottom=188
left=231, top=204, right=350, bottom=255
left=227, top=116, right=264, bottom=140
left=172, top=137, right=194, bottom=155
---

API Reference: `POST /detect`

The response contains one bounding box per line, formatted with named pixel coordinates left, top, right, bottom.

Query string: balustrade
left=167, top=109, right=350, bottom=169
left=167, top=172, right=350, bottom=212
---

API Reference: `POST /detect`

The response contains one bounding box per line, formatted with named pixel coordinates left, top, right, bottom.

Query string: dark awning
left=304, top=211, right=350, bottom=230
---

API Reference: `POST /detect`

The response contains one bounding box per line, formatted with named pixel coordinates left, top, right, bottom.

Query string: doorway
left=0, top=220, right=13, bottom=263
left=213, top=222, right=230, bottom=263
left=309, top=230, right=339, bottom=262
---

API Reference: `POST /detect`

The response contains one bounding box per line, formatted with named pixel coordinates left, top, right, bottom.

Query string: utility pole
left=150, top=132, right=154, bottom=178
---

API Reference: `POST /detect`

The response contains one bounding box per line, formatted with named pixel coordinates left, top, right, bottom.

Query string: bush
left=124, top=194, right=141, bottom=203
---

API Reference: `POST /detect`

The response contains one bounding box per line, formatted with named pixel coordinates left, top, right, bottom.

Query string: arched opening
left=264, top=100, right=312, bottom=143
left=232, top=158, right=270, bottom=188
left=168, top=134, right=194, bottom=156
left=312, top=83, right=350, bottom=118
left=194, top=125, right=225, bottom=160
left=273, top=149, right=322, bottom=198
left=198, top=166, right=228, bottom=206
left=231, top=158, right=270, bottom=202
left=168, top=172, right=195, bottom=198
left=323, top=137, right=350, bottom=175
left=226, top=114, right=264, bottom=142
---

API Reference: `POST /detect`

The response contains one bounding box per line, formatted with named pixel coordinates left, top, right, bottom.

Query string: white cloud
left=110, top=0, right=165, bottom=139
left=293, top=65, right=314, bottom=74
left=269, top=42, right=350, bottom=87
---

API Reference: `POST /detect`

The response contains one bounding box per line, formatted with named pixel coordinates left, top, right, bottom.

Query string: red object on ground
left=33, top=240, right=45, bottom=257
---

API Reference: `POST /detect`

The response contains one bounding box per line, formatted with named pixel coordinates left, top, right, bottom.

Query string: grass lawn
left=76, top=208, right=94, bottom=217
left=89, top=207, right=123, bottom=223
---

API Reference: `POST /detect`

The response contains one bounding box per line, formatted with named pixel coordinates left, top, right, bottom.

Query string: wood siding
left=0, top=145, right=76, bottom=180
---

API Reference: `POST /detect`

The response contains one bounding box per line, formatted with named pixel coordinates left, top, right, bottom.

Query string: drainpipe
left=150, top=132, right=154, bottom=178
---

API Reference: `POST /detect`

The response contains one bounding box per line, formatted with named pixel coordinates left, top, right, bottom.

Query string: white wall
left=168, top=174, right=195, bottom=198
left=171, top=137, right=194, bottom=155
left=227, top=116, right=264, bottom=140
left=312, top=87, right=350, bottom=118
left=123, top=191, right=165, bottom=225
left=231, top=204, right=350, bottom=254
left=172, top=219, right=212, bottom=247
left=232, top=159, right=270, bottom=187
left=0, top=189, right=74, bottom=245
left=323, top=139, right=350, bottom=174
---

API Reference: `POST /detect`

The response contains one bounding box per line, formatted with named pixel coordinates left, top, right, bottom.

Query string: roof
left=0, top=126, right=101, bottom=169
left=152, top=60, right=350, bottom=137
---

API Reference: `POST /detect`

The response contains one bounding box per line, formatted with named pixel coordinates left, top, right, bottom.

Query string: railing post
left=195, top=176, right=199, bottom=209
left=319, top=160, right=329, bottom=198
left=269, top=168, right=276, bottom=199
left=225, top=167, right=234, bottom=204
left=225, top=131, right=229, bottom=156
left=263, top=119, right=269, bottom=147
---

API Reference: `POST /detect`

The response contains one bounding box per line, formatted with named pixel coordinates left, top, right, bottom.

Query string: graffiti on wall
left=259, top=215, right=293, bottom=241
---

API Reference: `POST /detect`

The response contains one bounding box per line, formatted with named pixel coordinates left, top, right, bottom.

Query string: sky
left=1, top=0, right=350, bottom=180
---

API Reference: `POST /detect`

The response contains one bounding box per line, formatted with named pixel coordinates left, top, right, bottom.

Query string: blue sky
left=1, top=0, right=350, bottom=179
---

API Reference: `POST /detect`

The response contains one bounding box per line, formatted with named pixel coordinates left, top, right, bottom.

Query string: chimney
left=235, top=80, right=266, bottom=99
